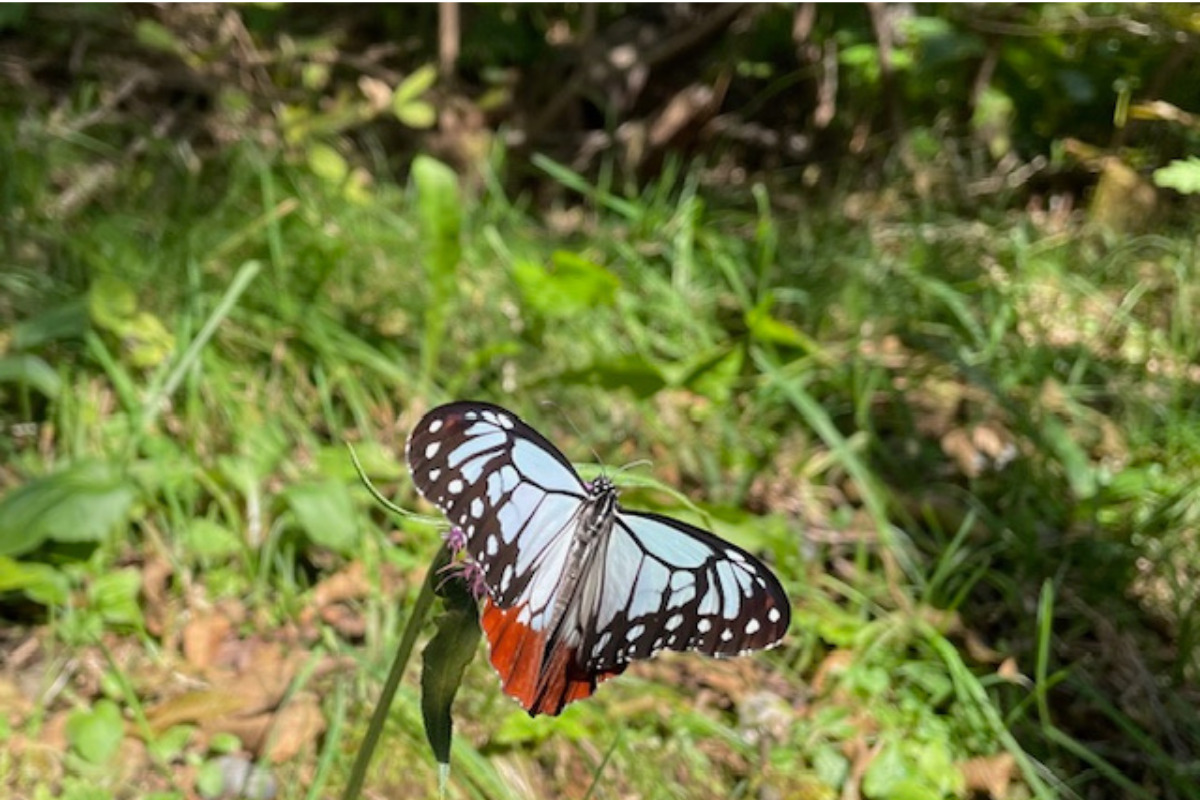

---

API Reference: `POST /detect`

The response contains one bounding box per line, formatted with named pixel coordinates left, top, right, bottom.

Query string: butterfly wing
left=406, top=401, right=587, bottom=604
left=406, top=402, right=620, bottom=713
left=574, top=510, right=791, bottom=673
left=406, top=401, right=791, bottom=717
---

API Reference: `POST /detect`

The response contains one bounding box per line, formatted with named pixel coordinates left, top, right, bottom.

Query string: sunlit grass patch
left=3, top=96, right=1200, bottom=799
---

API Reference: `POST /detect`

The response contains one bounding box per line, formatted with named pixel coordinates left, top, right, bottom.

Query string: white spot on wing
left=745, top=618, right=761, bottom=635
left=448, top=479, right=464, bottom=495
left=665, top=613, right=683, bottom=631
left=470, top=497, right=484, bottom=519
left=768, top=607, right=781, bottom=623
left=428, top=419, right=444, bottom=434
left=424, top=441, right=440, bottom=459
left=697, top=619, right=712, bottom=633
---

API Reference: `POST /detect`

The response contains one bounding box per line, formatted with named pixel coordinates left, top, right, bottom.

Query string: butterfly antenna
left=540, top=399, right=607, bottom=475
left=613, top=458, right=653, bottom=486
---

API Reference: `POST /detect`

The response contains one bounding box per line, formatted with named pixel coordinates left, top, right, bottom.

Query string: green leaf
left=392, top=65, right=438, bottom=129
left=306, top=142, right=349, bottom=184
left=88, top=276, right=138, bottom=333
left=512, top=251, right=620, bottom=319
left=89, top=568, right=144, bottom=629
left=11, top=297, right=90, bottom=349
left=745, top=299, right=812, bottom=349
left=0, top=556, right=69, bottom=605
left=66, top=699, right=125, bottom=765
left=420, top=578, right=481, bottom=765
left=1153, top=157, right=1200, bottom=195
left=393, top=64, right=438, bottom=107
left=0, top=354, right=61, bottom=398
left=87, top=277, right=175, bottom=367
left=862, top=738, right=963, bottom=800
left=181, top=519, right=244, bottom=560
left=146, top=724, right=194, bottom=762
left=195, top=759, right=225, bottom=798
left=0, top=460, right=136, bottom=557
left=124, top=310, right=176, bottom=368
left=412, top=155, right=463, bottom=284
left=134, top=19, right=183, bottom=55
left=283, top=480, right=359, bottom=553
left=395, top=101, right=436, bottom=130
left=1040, top=415, right=1097, bottom=499
left=552, top=355, right=667, bottom=398
left=412, top=154, right=462, bottom=385
left=679, top=344, right=743, bottom=403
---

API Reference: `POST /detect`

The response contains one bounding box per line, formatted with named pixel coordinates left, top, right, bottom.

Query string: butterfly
left=406, top=401, right=790, bottom=716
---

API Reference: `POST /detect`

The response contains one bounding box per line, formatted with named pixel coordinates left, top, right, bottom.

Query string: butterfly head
left=587, top=475, right=616, bottom=498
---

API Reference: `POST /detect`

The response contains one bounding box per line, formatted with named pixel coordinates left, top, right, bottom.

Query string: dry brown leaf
left=959, top=752, right=1016, bottom=799
left=811, top=649, right=854, bottom=694
left=263, top=693, right=326, bottom=762
left=147, top=689, right=250, bottom=733
left=0, top=673, right=33, bottom=727
left=963, top=630, right=1005, bottom=664
left=319, top=604, right=366, bottom=639
left=37, top=708, right=71, bottom=752
left=311, top=561, right=370, bottom=608
left=996, top=657, right=1029, bottom=685
left=183, top=611, right=233, bottom=670
left=141, top=554, right=175, bottom=638
left=209, top=692, right=325, bottom=762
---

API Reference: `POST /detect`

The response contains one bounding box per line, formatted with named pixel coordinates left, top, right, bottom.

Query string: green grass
left=2, top=103, right=1200, bottom=800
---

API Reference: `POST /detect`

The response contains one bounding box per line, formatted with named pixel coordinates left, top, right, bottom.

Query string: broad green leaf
left=0, top=556, right=69, bottom=605
left=87, top=277, right=175, bottom=367
left=307, top=142, right=349, bottom=183
left=412, top=154, right=462, bottom=385
left=0, top=460, right=136, bottom=557
left=66, top=699, right=125, bottom=765
left=392, top=65, right=438, bottom=129
left=88, top=276, right=138, bottom=333
left=124, top=310, right=176, bottom=368
left=420, top=578, right=481, bottom=765
left=146, top=724, right=194, bottom=762
left=1153, top=157, right=1200, bottom=195
left=89, top=568, right=144, bottom=629
left=393, top=64, right=438, bottom=107
left=680, top=344, right=743, bottom=403
left=395, top=101, right=436, bottom=130
left=512, top=251, right=619, bottom=319
left=412, top=155, right=462, bottom=285
left=0, top=354, right=61, bottom=398
left=195, top=759, right=225, bottom=798
left=181, top=519, right=244, bottom=560
left=283, top=481, right=359, bottom=553
left=862, top=737, right=963, bottom=800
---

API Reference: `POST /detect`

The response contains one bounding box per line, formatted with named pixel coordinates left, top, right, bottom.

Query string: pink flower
left=443, top=525, right=468, bottom=553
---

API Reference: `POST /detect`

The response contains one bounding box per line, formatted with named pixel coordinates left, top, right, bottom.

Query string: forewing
left=577, top=510, right=790, bottom=672
left=405, top=401, right=589, bottom=610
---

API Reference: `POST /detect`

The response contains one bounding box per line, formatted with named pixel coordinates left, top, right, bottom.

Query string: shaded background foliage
left=2, top=4, right=1200, bottom=800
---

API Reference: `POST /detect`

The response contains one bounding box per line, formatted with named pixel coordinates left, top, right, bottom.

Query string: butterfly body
left=407, top=401, right=790, bottom=716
